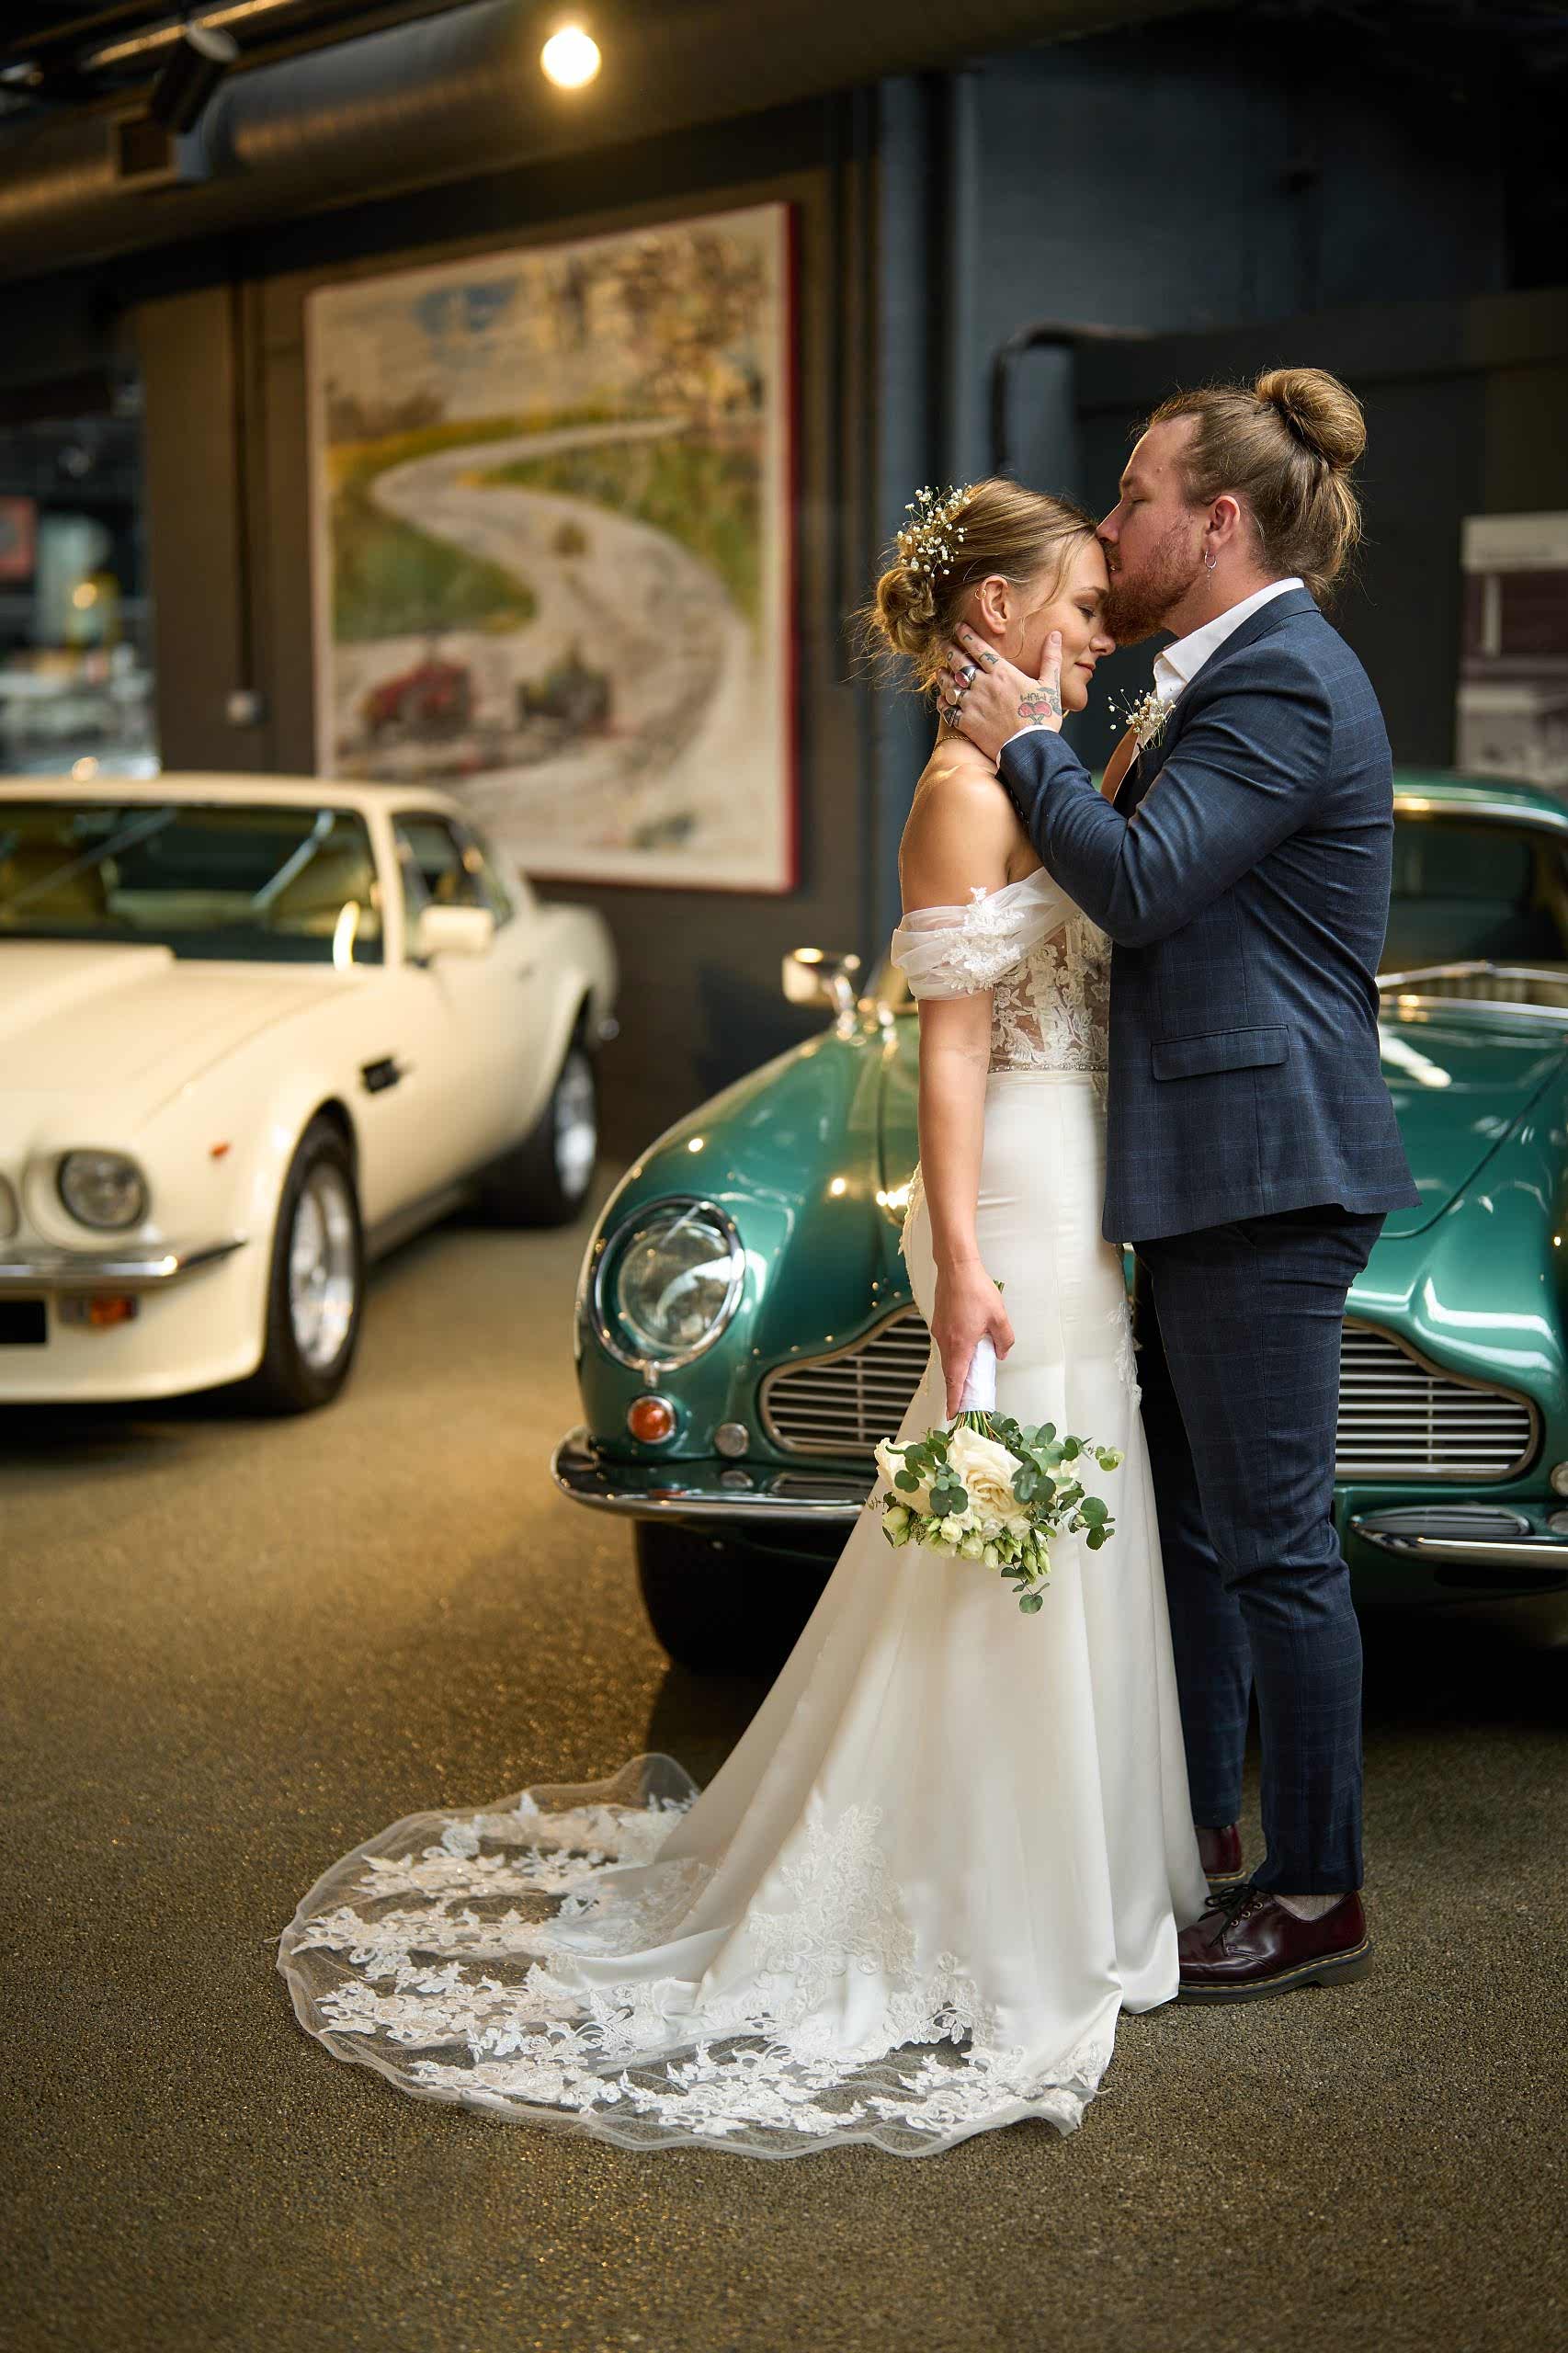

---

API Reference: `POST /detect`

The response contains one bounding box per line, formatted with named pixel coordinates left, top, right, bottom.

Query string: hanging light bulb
left=540, top=24, right=601, bottom=89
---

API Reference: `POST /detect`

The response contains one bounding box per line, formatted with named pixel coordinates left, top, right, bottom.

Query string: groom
left=946, top=368, right=1418, bottom=2001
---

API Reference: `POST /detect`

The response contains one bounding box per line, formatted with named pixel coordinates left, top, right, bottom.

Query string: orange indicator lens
left=627, top=1395, right=676, bottom=1443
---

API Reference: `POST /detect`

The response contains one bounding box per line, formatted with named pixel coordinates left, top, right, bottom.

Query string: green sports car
left=554, top=774, right=1568, bottom=1671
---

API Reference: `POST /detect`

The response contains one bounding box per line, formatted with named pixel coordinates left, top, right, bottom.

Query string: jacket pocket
left=1150, top=1025, right=1289, bottom=1080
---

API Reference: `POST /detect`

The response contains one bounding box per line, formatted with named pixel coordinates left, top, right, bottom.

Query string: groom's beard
left=1102, top=522, right=1205, bottom=645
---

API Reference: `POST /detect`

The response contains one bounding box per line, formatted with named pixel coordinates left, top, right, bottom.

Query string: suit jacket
left=997, top=585, right=1420, bottom=1245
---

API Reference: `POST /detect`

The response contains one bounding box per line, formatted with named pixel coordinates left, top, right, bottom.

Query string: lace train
left=276, top=1756, right=1110, bottom=2157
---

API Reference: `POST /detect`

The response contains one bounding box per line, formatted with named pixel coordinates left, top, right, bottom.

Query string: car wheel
left=478, top=1033, right=598, bottom=1228
left=634, top=1520, right=835, bottom=1676
left=244, top=1116, right=364, bottom=1414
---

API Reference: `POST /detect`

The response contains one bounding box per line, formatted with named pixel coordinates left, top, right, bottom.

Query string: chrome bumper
left=1349, top=1506, right=1568, bottom=1581
left=551, top=1427, right=869, bottom=1522
left=0, top=1238, right=247, bottom=1293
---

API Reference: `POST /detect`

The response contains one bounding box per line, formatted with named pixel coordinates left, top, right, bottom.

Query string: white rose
left=874, top=1438, right=931, bottom=1515
left=945, top=1426, right=1030, bottom=1534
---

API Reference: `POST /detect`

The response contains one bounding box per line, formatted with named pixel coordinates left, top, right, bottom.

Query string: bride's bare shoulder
left=899, top=744, right=1022, bottom=907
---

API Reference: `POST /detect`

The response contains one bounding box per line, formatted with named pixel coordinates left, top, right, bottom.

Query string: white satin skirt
left=277, top=1070, right=1208, bottom=2158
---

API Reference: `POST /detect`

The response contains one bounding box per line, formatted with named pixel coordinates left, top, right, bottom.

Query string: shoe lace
left=1199, top=1883, right=1267, bottom=1947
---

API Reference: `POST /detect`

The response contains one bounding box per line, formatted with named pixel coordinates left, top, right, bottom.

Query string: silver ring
left=959, top=663, right=978, bottom=688
left=941, top=703, right=964, bottom=728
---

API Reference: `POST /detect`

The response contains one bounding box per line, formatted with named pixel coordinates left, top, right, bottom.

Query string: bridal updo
left=862, top=477, right=1097, bottom=696
left=1147, top=366, right=1366, bottom=604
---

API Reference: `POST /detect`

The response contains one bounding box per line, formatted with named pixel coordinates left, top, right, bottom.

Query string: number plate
left=0, top=1299, right=47, bottom=1345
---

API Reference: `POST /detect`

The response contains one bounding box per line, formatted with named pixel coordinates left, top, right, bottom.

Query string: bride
left=277, top=478, right=1210, bottom=2158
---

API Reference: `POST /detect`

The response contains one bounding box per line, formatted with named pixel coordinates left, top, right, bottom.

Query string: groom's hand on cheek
left=940, top=628, right=1066, bottom=766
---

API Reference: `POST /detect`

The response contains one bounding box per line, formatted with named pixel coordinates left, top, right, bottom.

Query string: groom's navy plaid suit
left=999, top=586, right=1419, bottom=1893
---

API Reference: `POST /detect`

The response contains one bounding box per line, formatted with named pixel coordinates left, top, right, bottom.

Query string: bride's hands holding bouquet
left=933, top=1258, right=1015, bottom=1418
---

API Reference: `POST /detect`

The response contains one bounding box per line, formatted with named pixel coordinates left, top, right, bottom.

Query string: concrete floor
left=4, top=1181, right=1566, bottom=2353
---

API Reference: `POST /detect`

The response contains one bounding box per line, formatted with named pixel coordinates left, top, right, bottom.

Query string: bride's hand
left=932, top=1262, right=1016, bottom=1419
left=937, top=628, right=1066, bottom=765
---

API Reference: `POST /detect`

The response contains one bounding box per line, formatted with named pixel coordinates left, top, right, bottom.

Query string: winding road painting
left=307, top=204, right=793, bottom=892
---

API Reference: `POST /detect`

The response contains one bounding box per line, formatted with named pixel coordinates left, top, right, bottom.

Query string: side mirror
left=415, top=904, right=495, bottom=961
left=782, top=947, right=862, bottom=1018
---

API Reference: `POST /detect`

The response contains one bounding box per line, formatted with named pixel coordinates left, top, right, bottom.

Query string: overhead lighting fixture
left=540, top=24, right=601, bottom=89
left=148, top=24, right=239, bottom=136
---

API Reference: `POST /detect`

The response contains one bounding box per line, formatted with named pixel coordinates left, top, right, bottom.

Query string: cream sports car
left=0, top=775, right=615, bottom=1410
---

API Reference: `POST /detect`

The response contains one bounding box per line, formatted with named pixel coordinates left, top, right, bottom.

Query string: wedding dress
left=276, top=866, right=1209, bottom=2158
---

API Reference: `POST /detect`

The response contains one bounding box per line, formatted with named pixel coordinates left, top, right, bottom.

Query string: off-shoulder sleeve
left=890, top=876, right=1074, bottom=999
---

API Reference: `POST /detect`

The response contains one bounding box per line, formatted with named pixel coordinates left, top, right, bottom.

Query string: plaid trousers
left=1134, top=1207, right=1384, bottom=1893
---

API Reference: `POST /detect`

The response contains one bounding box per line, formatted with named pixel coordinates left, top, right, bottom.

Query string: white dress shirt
left=1150, top=576, right=1304, bottom=708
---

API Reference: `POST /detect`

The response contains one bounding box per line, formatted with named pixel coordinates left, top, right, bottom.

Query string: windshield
left=0, top=800, right=383, bottom=964
left=1382, top=813, right=1568, bottom=988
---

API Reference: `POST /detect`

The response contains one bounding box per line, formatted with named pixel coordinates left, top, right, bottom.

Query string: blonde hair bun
left=1256, top=367, right=1366, bottom=472
left=871, top=562, right=937, bottom=660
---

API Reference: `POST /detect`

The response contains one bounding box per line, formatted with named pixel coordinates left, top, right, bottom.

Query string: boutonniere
left=1116, top=688, right=1169, bottom=753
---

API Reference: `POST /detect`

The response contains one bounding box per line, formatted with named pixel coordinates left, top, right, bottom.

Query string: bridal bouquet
left=873, top=1412, right=1122, bottom=1613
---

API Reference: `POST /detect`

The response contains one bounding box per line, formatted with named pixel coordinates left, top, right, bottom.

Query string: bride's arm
left=898, top=768, right=1018, bottom=1417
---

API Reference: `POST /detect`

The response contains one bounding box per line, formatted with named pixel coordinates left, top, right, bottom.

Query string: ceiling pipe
left=0, top=0, right=1211, bottom=283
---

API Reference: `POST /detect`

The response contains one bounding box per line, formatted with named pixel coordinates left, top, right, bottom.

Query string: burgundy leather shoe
left=1196, top=1823, right=1245, bottom=1886
left=1177, top=1887, right=1372, bottom=2003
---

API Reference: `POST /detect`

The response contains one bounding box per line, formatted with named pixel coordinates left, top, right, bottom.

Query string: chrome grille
left=1335, top=1324, right=1536, bottom=1481
left=760, top=1309, right=1538, bottom=1482
left=759, top=1310, right=933, bottom=1454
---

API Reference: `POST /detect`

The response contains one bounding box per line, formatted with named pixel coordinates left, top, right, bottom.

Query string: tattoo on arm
left=1017, top=684, right=1062, bottom=724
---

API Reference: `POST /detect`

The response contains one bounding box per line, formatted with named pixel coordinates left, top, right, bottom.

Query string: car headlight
left=58, top=1150, right=149, bottom=1232
left=596, top=1199, right=744, bottom=1368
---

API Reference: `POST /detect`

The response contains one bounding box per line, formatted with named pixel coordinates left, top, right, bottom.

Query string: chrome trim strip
left=1378, top=992, right=1568, bottom=1029
left=1392, top=794, right=1568, bottom=838
left=0, top=1237, right=247, bottom=1291
left=551, top=1427, right=867, bottom=1522
left=1348, top=1517, right=1568, bottom=1576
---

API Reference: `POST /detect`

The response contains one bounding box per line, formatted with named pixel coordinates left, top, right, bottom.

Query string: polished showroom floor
left=4, top=1179, right=1565, bottom=2353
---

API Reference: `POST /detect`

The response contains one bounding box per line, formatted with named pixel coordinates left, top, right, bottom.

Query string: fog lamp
left=715, top=1421, right=749, bottom=1458
left=627, top=1394, right=676, bottom=1444
left=60, top=1294, right=139, bottom=1330
left=1550, top=1461, right=1568, bottom=1498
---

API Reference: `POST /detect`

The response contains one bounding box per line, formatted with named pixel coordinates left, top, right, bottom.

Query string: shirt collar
left=1152, top=577, right=1305, bottom=706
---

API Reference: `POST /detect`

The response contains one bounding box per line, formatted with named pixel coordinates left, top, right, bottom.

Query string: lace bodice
left=891, top=870, right=1110, bottom=1074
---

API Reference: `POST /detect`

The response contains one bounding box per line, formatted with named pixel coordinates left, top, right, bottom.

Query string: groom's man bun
left=1148, top=366, right=1367, bottom=605
left=1256, top=367, right=1367, bottom=472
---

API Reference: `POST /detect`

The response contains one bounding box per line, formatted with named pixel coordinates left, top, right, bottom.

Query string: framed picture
left=306, top=202, right=795, bottom=892
left=1457, top=512, right=1568, bottom=790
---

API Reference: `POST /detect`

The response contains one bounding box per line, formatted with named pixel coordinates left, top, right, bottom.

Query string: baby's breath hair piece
left=895, top=483, right=973, bottom=585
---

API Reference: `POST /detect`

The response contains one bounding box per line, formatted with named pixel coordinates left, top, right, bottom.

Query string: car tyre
left=635, top=1521, right=834, bottom=1676
left=244, top=1116, right=364, bottom=1415
left=478, top=1030, right=598, bottom=1228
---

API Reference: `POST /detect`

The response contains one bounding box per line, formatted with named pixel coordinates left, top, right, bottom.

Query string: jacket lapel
left=1115, top=586, right=1317, bottom=816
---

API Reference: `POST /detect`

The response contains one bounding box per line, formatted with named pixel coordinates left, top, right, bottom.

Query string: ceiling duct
left=0, top=0, right=1210, bottom=283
